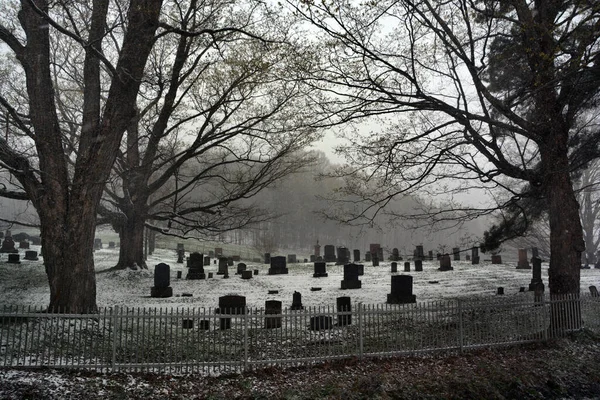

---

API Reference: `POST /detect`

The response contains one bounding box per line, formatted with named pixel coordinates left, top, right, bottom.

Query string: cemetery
left=0, top=237, right=599, bottom=376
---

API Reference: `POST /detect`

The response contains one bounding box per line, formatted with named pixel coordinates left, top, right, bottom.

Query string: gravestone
left=590, top=286, right=599, bottom=297
left=217, top=257, right=229, bottom=275
left=436, top=253, right=442, bottom=260
left=324, top=245, right=336, bottom=262
left=268, top=256, right=288, bottom=275
left=516, top=248, right=530, bottom=269
left=341, top=263, right=362, bottom=289
left=264, top=300, right=282, bottom=329
left=287, top=254, right=297, bottom=264
left=264, top=252, right=271, bottom=264
left=370, top=244, right=381, bottom=258
left=353, top=249, right=360, bottom=262
left=391, top=262, right=397, bottom=273
left=365, top=252, right=372, bottom=262
left=404, top=262, right=410, bottom=272
left=337, top=296, right=352, bottom=326
left=290, top=291, right=304, bottom=310
left=253, top=269, right=259, bottom=275
left=236, top=262, right=247, bottom=275
left=24, top=251, right=38, bottom=261
left=529, top=257, right=544, bottom=292
left=471, top=247, right=480, bottom=264
left=199, top=320, right=211, bottom=330
left=227, top=257, right=234, bottom=267
left=372, top=256, right=379, bottom=267
left=452, top=248, right=460, bottom=261
left=531, top=247, right=539, bottom=260
left=19, top=241, right=29, bottom=249
left=314, top=241, right=321, bottom=257
left=217, top=295, right=246, bottom=330
left=204, top=256, right=211, bottom=266
left=336, top=247, right=349, bottom=265
left=7, top=254, right=20, bottom=264
left=208, top=272, right=213, bottom=279
left=497, top=287, right=504, bottom=295
left=151, top=263, right=173, bottom=298
left=466, top=254, right=471, bottom=261
left=94, top=238, right=102, bottom=250
left=232, top=255, right=240, bottom=262
left=208, top=250, right=215, bottom=258
left=414, top=259, right=423, bottom=272
left=176, top=243, right=185, bottom=263
left=310, top=315, right=333, bottom=331
left=387, top=275, right=416, bottom=304
left=310, top=255, right=316, bottom=262
left=182, top=319, right=194, bottom=329
left=378, top=247, right=384, bottom=262
left=392, top=248, right=400, bottom=261
left=313, top=261, right=328, bottom=277
left=491, top=254, right=502, bottom=264
left=108, top=241, right=115, bottom=249
left=186, top=252, right=205, bottom=280
left=415, top=245, right=425, bottom=260
left=428, top=250, right=434, bottom=261
left=357, top=264, right=364, bottom=275
left=438, top=254, right=453, bottom=271
left=177, top=271, right=182, bottom=279
left=241, top=270, right=253, bottom=279
left=215, top=248, right=223, bottom=257
left=31, top=236, right=42, bottom=246
left=0, top=236, right=17, bottom=253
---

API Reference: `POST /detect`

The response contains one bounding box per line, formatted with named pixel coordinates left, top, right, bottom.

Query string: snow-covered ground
left=1, top=244, right=599, bottom=309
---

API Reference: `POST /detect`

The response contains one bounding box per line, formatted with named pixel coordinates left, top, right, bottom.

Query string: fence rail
left=1, top=293, right=598, bottom=374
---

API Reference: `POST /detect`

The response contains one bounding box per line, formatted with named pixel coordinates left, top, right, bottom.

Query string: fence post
left=458, top=299, right=464, bottom=353
left=111, top=306, right=119, bottom=372
left=243, top=309, right=249, bottom=372
left=358, top=303, right=363, bottom=359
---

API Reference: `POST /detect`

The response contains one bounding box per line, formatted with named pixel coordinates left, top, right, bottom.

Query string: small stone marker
left=337, top=296, right=352, bottom=326
left=415, top=245, right=424, bottom=260
left=241, top=270, right=253, bottom=279
left=268, top=290, right=279, bottom=294
left=204, top=256, right=211, bottom=266
left=151, top=263, right=173, bottom=298
left=589, top=286, right=599, bottom=297
left=428, top=250, right=434, bottom=261
left=519, top=287, right=525, bottom=292
left=199, top=320, right=210, bottom=330
left=529, top=257, right=544, bottom=292
left=404, top=262, right=410, bottom=272
left=324, top=245, right=336, bottom=262
left=7, top=254, right=20, bottom=264
left=387, top=275, right=416, bottom=304
left=24, top=251, right=38, bottom=261
left=310, top=287, right=321, bottom=291
left=264, top=252, right=271, bottom=264
left=414, top=259, right=423, bottom=272
left=287, top=254, right=297, bottom=264
left=471, top=247, right=480, bottom=264
left=516, top=248, right=531, bottom=269
left=264, top=300, right=282, bottom=329
left=177, top=271, right=182, bottom=279
left=208, top=272, right=213, bottom=279
left=392, top=248, right=400, bottom=261
left=253, top=269, right=259, bottom=275
left=438, top=254, right=453, bottom=271
left=313, top=261, right=328, bottom=277
left=19, top=241, right=29, bottom=249
left=181, top=293, right=193, bottom=297
left=341, top=263, right=362, bottom=289
left=217, top=257, right=228, bottom=275
left=217, top=295, right=246, bottom=330
left=215, top=248, right=223, bottom=257
left=94, top=238, right=102, bottom=250
left=176, top=243, right=184, bottom=263
left=365, top=251, right=372, bottom=262
left=310, top=255, right=316, bottom=262
left=452, top=248, right=460, bottom=261
left=391, top=262, right=397, bottom=273
left=236, top=263, right=247, bottom=275
left=353, top=249, right=360, bottom=262
left=268, top=256, right=288, bottom=275
left=491, top=254, right=502, bottom=264
left=0, top=237, right=17, bottom=253
left=290, top=291, right=304, bottom=310
left=108, top=241, right=115, bottom=249
left=372, top=256, right=379, bottom=267
left=497, top=287, right=504, bottom=295
left=182, top=319, right=194, bottom=329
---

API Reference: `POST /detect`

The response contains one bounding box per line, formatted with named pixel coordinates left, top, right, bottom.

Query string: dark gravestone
left=369, top=244, right=381, bottom=258
left=208, top=250, right=215, bottom=258
left=391, top=248, right=400, bottom=261
left=108, top=241, right=115, bottom=249
left=590, top=286, right=599, bottom=297
left=337, top=296, right=352, bottom=326
left=336, top=247, right=349, bottom=265
left=236, top=263, right=247, bottom=275
left=268, top=256, right=288, bottom=275
left=264, top=300, right=282, bottom=329
left=436, top=253, right=442, bottom=260
left=290, top=291, right=304, bottom=310
left=0, top=237, right=17, bottom=253
left=416, top=245, right=425, bottom=260
left=176, top=243, right=185, bottom=263
left=177, top=271, right=182, bottom=279
left=310, top=315, right=333, bottom=331
left=529, top=257, right=544, bottom=292
left=428, top=250, right=434, bottom=261
left=387, top=275, right=416, bottom=304
left=313, top=261, right=328, bottom=277
left=215, top=248, right=223, bottom=257
left=186, top=252, right=205, bottom=280
left=227, top=257, right=234, bottom=267
left=341, top=263, right=362, bottom=289
left=208, top=272, right=213, bottom=279
left=452, top=248, right=460, bottom=261
left=391, top=262, right=398, bottom=273
left=497, top=287, right=504, bottom=295
left=378, top=247, right=384, bottom=262
left=471, top=247, right=480, bottom=264
left=253, top=269, right=259, bottom=275
left=94, top=238, right=102, bottom=250
left=268, top=290, right=279, bottom=295
left=182, top=319, right=194, bottom=329
left=182, top=293, right=192, bottom=297
left=241, top=270, right=253, bottom=279
left=287, top=254, right=297, bottom=264
left=310, top=287, right=321, bottom=291
left=466, top=255, right=471, bottom=261
left=24, top=251, right=38, bottom=261
left=264, top=253, right=271, bottom=264
left=438, top=254, right=453, bottom=271
left=404, top=262, right=410, bottom=272
left=357, top=264, right=364, bottom=276
left=491, top=254, right=502, bottom=264
left=217, top=257, right=229, bottom=275
left=414, top=259, right=423, bottom=272
left=232, top=255, right=241, bottom=262
left=151, top=263, right=173, bottom=298
left=372, top=254, right=379, bottom=267
left=217, top=295, right=246, bottom=330
left=7, top=254, right=20, bottom=264
left=314, top=242, right=321, bottom=257
left=18, top=241, right=29, bottom=249
left=204, top=256, right=211, bottom=266
left=516, top=248, right=530, bottom=269
left=199, top=320, right=211, bottom=330
left=353, top=249, right=360, bottom=262
left=310, top=255, right=316, bottom=262
left=324, top=245, right=336, bottom=263
left=365, top=251, right=372, bottom=262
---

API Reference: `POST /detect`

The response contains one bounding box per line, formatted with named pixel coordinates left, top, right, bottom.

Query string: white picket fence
left=1, top=293, right=598, bottom=374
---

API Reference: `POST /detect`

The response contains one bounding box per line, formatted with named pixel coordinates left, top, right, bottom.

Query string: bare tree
left=287, top=0, right=600, bottom=315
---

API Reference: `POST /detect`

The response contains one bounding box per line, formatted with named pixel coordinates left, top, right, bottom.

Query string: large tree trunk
left=114, top=204, right=148, bottom=270
left=541, top=129, right=585, bottom=332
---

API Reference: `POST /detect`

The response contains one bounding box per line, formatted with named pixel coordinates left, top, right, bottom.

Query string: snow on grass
left=1, top=244, right=599, bottom=309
